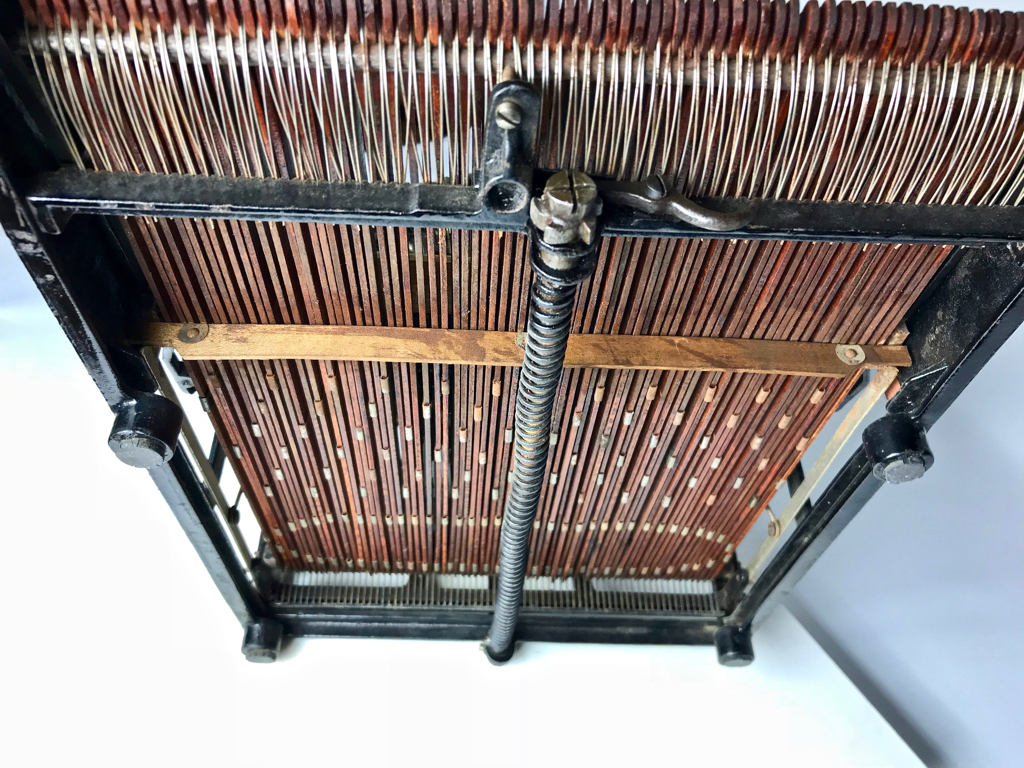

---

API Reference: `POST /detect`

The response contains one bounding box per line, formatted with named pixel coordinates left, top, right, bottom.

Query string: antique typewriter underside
left=3, top=0, right=1023, bottom=663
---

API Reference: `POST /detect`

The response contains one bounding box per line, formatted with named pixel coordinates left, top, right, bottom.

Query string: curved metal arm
left=597, top=175, right=756, bottom=232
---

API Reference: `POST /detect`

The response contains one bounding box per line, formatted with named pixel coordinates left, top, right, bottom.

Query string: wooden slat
left=138, top=323, right=911, bottom=377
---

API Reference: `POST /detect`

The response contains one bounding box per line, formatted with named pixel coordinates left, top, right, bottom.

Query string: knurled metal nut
left=578, top=217, right=597, bottom=245
left=529, top=197, right=553, bottom=230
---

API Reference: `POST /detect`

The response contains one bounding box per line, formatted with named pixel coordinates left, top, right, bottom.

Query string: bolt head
left=643, top=174, right=668, bottom=199
left=531, top=171, right=601, bottom=245
left=107, top=394, right=183, bottom=469
left=109, top=433, right=175, bottom=468
left=875, top=453, right=928, bottom=484
left=177, top=322, right=209, bottom=344
left=494, top=99, right=522, bottom=130
left=863, top=413, right=932, bottom=485
left=836, top=343, right=865, bottom=365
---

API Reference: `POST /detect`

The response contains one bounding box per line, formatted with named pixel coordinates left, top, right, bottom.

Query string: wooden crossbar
left=138, top=323, right=910, bottom=378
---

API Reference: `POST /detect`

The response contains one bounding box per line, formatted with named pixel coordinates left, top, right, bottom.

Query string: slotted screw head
left=495, top=99, right=522, bottom=130
left=531, top=170, right=602, bottom=245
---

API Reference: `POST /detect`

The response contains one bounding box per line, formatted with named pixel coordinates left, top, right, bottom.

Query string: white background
left=786, top=314, right=1024, bottom=767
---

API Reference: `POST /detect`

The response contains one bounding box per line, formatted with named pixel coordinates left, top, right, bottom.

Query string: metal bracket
left=595, top=174, right=756, bottom=231
left=712, top=554, right=749, bottom=615
left=479, top=79, right=541, bottom=215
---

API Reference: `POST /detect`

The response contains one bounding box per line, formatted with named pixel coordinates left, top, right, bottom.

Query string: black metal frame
left=0, top=32, right=265, bottom=629
left=25, top=167, right=1024, bottom=245
left=277, top=604, right=718, bottom=645
left=3, top=16, right=1023, bottom=662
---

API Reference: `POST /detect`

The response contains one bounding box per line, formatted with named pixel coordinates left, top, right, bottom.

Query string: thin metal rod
left=744, top=367, right=898, bottom=577
left=27, top=168, right=498, bottom=233
left=23, top=29, right=983, bottom=99
left=144, top=347, right=255, bottom=574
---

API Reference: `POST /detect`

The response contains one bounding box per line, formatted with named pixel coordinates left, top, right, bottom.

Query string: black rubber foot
left=481, top=639, right=516, bottom=665
left=242, top=619, right=284, bottom=663
left=108, top=393, right=183, bottom=468
left=862, top=413, right=933, bottom=485
left=714, top=624, right=755, bottom=667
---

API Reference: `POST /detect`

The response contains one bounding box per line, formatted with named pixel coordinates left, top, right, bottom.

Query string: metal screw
left=178, top=322, right=210, bottom=344
left=495, top=99, right=522, bottom=130
left=835, top=344, right=865, bottom=365
left=530, top=170, right=602, bottom=246
left=643, top=174, right=668, bottom=200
